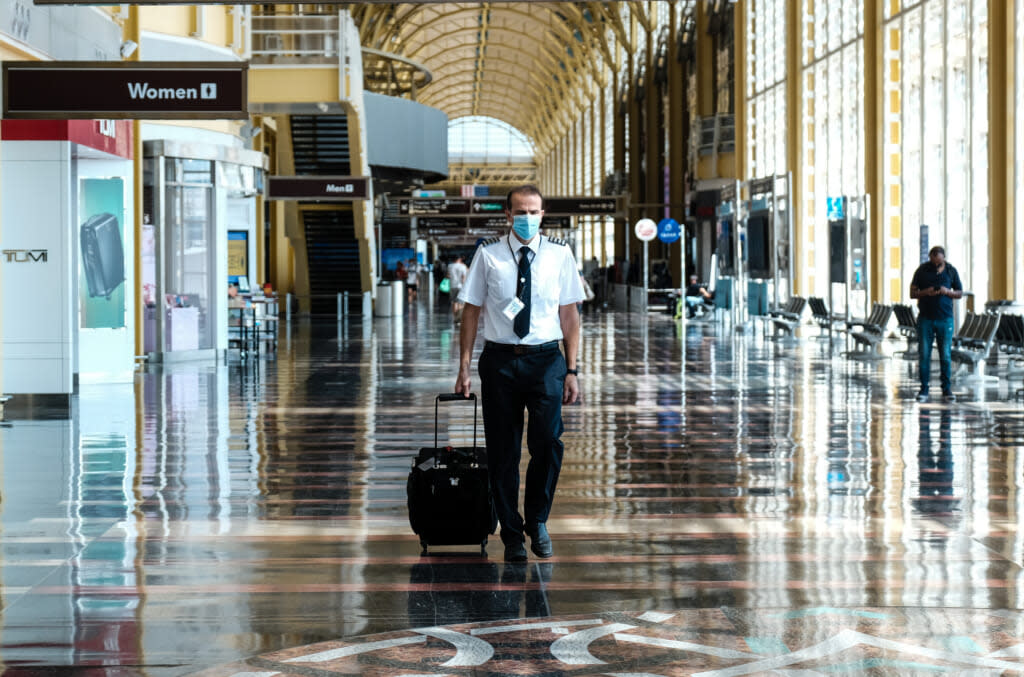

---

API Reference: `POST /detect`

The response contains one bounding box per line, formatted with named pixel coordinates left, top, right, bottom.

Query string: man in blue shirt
left=909, top=246, right=963, bottom=403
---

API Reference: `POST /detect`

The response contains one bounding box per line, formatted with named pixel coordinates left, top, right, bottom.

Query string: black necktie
left=514, top=248, right=532, bottom=338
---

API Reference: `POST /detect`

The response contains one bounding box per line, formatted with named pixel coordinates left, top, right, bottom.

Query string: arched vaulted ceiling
left=350, top=2, right=657, bottom=156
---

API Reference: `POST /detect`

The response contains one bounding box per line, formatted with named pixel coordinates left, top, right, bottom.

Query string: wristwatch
left=565, top=368, right=579, bottom=376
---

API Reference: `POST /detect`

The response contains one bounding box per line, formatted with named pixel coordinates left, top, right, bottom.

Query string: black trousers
left=479, top=343, right=566, bottom=545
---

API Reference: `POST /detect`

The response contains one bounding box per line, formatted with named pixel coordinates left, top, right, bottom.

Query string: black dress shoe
left=527, top=523, right=553, bottom=558
left=504, top=542, right=527, bottom=562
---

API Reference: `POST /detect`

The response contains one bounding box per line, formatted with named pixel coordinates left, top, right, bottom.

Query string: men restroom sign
left=2, top=62, right=248, bottom=119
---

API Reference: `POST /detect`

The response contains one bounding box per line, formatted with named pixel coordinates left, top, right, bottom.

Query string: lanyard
left=507, top=236, right=541, bottom=271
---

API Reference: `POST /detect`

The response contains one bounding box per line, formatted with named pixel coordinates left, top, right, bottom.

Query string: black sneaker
left=942, top=391, right=957, bottom=403
left=916, top=390, right=930, bottom=403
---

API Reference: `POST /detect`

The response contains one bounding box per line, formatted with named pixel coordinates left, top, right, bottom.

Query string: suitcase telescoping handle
left=435, top=393, right=478, bottom=449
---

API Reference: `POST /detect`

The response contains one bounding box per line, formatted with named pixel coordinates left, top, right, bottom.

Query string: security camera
left=120, top=40, right=138, bottom=59
left=239, top=122, right=262, bottom=139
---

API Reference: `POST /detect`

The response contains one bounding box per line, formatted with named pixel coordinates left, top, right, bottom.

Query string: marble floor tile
left=1, top=305, right=1023, bottom=675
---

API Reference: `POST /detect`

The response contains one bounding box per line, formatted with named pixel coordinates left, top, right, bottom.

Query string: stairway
left=302, top=210, right=361, bottom=314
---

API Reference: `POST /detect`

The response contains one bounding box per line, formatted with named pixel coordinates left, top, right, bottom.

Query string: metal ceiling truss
left=348, top=1, right=668, bottom=182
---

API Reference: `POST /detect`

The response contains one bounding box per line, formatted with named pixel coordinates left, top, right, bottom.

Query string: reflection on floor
left=1, top=302, right=1023, bottom=676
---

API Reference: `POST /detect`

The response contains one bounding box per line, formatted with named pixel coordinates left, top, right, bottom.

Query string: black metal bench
left=950, top=311, right=1000, bottom=381
left=846, top=303, right=894, bottom=361
left=994, top=313, right=1024, bottom=399
left=892, top=303, right=919, bottom=360
left=807, top=296, right=837, bottom=340
left=766, top=296, right=807, bottom=339
left=996, top=313, right=1024, bottom=361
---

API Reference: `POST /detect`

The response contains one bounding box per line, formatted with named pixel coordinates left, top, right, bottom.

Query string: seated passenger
left=685, top=274, right=713, bottom=318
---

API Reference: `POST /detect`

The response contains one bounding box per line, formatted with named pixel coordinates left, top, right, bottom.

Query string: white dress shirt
left=458, top=232, right=585, bottom=344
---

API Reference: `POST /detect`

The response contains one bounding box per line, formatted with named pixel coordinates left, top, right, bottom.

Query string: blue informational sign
left=657, top=218, right=681, bottom=244
left=827, top=196, right=845, bottom=221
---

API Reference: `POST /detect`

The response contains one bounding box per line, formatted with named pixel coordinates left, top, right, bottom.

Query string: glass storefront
left=167, top=159, right=215, bottom=350
left=143, top=141, right=265, bottom=358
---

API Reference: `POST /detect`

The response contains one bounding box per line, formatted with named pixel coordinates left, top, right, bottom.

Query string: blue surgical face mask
left=512, top=214, right=541, bottom=240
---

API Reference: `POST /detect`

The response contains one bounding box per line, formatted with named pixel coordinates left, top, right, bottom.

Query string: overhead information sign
left=471, top=198, right=506, bottom=213
left=268, top=176, right=369, bottom=201
left=401, top=199, right=471, bottom=216
left=394, top=195, right=622, bottom=219
left=543, top=197, right=619, bottom=216
left=2, top=61, right=247, bottom=120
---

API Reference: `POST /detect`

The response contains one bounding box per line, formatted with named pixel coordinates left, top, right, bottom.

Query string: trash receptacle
left=375, top=280, right=404, bottom=317
left=375, top=282, right=393, bottom=317
left=391, top=279, right=404, bottom=315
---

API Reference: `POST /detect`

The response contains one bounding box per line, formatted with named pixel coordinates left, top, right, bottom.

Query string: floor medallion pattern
left=190, top=607, right=1024, bottom=676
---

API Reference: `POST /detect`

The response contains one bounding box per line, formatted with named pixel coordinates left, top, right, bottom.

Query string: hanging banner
left=79, top=178, right=126, bottom=329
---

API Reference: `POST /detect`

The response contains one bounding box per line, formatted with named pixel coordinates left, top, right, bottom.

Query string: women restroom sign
left=2, top=61, right=248, bottom=119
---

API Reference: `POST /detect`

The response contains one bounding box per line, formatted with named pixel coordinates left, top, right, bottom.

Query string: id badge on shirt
left=502, top=297, right=525, bottom=320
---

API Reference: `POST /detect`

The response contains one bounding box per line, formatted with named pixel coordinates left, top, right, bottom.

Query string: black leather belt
left=485, top=340, right=559, bottom=355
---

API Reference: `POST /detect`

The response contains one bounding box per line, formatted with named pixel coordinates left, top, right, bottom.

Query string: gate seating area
left=753, top=293, right=1023, bottom=400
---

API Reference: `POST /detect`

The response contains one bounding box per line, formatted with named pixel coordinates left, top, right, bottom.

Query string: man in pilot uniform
left=455, top=184, right=585, bottom=562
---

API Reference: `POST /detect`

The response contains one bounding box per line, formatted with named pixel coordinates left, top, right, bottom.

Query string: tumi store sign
left=267, top=176, right=370, bottom=201
left=2, top=61, right=247, bottom=120
left=1, top=119, right=133, bottom=158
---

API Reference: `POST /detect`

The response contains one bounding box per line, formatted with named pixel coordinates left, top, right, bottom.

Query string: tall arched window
left=447, top=116, right=535, bottom=164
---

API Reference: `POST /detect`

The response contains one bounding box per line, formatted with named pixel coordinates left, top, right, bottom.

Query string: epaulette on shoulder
left=478, top=237, right=501, bottom=248
left=547, top=237, right=570, bottom=247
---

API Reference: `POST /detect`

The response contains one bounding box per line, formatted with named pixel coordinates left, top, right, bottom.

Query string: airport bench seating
left=997, top=314, right=1024, bottom=398
left=893, top=303, right=919, bottom=360
left=846, top=303, right=894, bottom=360
left=950, top=311, right=1000, bottom=379
left=808, top=296, right=839, bottom=339
left=767, top=296, right=807, bottom=338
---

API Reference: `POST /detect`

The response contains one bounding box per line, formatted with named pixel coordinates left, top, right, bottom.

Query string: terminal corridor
left=2, top=303, right=1024, bottom=676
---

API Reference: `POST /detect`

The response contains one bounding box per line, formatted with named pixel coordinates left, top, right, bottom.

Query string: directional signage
left=657, top=218, right=681, bottom=244
left=267, top=176, right=369, bottom=201
left=2, top=61, right=248, bottom=120
left=544, top=197, right=619, bottom=215
left=401, top=199, right=471, bottom=216
left=471, top=198, right=506, bottom=214
left=471, top=215, right=510, bottom=229
left=394, top=195, right=620, bottom=218
left=542, top=216, right=571, bottom=229
left=419, top=218, right=465, bottom=229
left=634, top=218, right=658, bottom=242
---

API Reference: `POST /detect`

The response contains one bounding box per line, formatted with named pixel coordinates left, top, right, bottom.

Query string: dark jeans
left=918, top=315, right=955, bottom=393
left=479, top=345, right=566, bottom=546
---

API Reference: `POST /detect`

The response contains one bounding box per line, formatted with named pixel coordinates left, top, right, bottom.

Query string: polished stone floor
left=2, top=299, right=1024, bottom=676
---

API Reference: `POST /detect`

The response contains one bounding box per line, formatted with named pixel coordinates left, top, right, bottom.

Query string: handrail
left=249, top=13, right=432, bottom=96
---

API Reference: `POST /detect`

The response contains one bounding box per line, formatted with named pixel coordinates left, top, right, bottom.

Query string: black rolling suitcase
left=407, top=394, right=496, bottom=555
